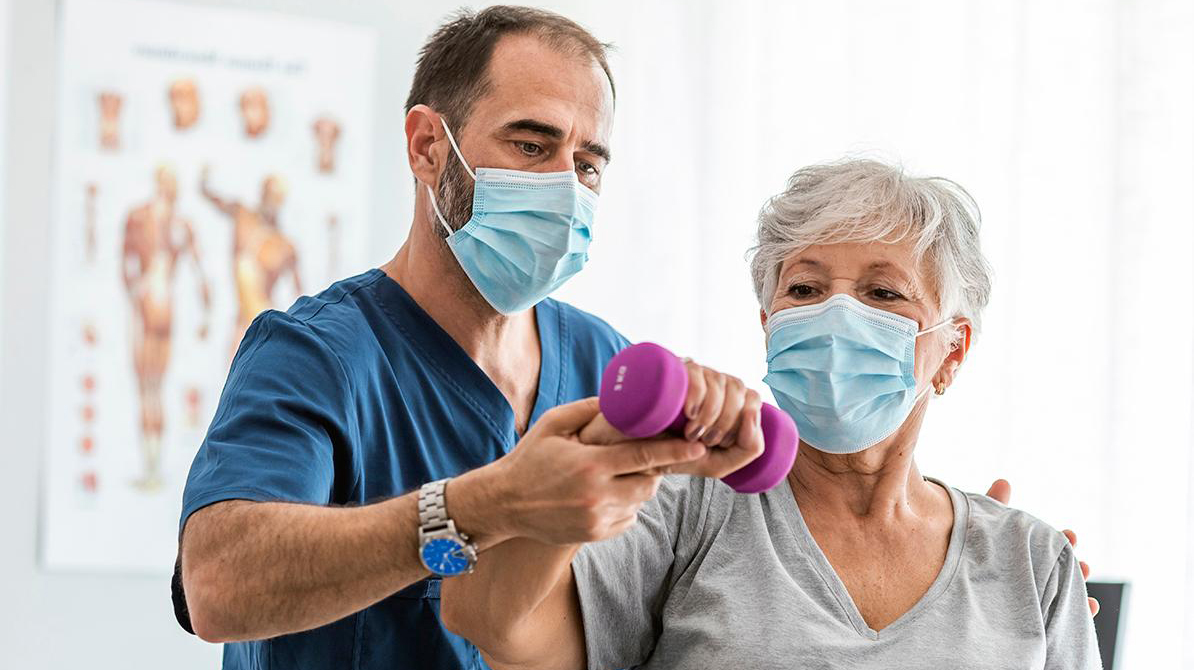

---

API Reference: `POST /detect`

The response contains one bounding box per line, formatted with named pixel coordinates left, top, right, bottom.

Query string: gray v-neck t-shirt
left=571, top=475, right=1101, bottom=669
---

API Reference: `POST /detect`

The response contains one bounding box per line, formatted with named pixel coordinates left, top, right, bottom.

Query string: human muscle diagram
left=44, top=0, right=376, bottom=573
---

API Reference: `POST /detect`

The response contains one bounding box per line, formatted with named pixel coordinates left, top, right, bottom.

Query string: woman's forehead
left=781, top=241, right=923, bottom=280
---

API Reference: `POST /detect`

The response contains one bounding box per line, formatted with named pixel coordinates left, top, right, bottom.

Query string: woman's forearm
left=441, top=538, right=586, bottom=669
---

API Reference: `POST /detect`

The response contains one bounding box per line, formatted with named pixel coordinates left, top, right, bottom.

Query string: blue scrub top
left=179, top=269, right=629, bottom=670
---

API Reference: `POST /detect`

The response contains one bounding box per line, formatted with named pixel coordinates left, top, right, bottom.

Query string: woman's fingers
left=704, top=373, right=745, bottom=446
left=682, top=358, right=708, bottom=439
left=732, top=391, right=763, bottom=449
left=688, top=364, right=725, bottom=442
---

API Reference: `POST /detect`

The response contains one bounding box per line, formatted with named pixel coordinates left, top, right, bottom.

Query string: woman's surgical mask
left=763, top=294, right=954, bottom=454
left=427, top=118, right=597, bottom=314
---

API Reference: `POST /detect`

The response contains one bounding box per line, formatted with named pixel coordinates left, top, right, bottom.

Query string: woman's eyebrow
left=866, top=261, right=914, bottom=280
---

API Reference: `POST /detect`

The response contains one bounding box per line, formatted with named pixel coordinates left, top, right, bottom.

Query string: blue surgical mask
left=427, top=118, right=597, bottom=314
left=762, top=294, right=953, bottom=454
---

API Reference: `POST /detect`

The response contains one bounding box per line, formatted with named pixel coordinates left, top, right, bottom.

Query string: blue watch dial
left=422, top=537, right=470, bottom=576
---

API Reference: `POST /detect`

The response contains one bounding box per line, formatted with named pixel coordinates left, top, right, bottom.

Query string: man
left=121, top=164, right=210, bottom=490
left=199, top=168, right=301, bottom=360
left=175, top=7, right=1093, bottom=670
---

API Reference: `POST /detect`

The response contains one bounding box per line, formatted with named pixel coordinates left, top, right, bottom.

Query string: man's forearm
left=182, top=465, right=511, bottom=642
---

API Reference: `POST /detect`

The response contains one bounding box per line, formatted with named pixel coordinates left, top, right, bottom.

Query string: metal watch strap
left=418, top=479, right=451, bottom=532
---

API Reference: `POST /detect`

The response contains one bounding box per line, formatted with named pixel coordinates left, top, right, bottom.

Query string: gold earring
left=934, top=381, right=947, bottom=396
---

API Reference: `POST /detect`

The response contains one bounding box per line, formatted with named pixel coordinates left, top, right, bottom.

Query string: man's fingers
left=538, top=397, right=602, bottom=435
left=666, top=440, right=763, bottom=480
left=985, top=478, right=1011, bottom=505
left=609, top=472, right=664, bottom=504
left=577, top=412, right=628, bottom=446
left=1063, top=529, right=1078, bottom=548
left=602, top=438, right=707, bottom=475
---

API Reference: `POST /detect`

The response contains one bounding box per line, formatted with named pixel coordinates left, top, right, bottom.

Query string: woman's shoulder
left=948, top=483, right=1075, bottom=593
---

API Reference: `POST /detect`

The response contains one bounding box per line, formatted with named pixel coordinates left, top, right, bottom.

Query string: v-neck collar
left=368, top=269, right=566, bottom=451
left=772, top=475, right=969, bottom=640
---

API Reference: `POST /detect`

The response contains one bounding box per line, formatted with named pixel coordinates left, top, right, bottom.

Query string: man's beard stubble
left=435, top=156, right=474, bottom=238
left=432, top=156, right=499, bottom=313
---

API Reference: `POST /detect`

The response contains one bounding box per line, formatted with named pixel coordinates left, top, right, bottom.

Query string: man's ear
left=406, top=104, right=443, bottom=190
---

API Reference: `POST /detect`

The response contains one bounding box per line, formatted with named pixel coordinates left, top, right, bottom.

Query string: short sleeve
left=1041, top=543, right=1103, bottom=669
left=179, top=310, right=354, bottom=533
left=571, top=475, right=708, bottom=670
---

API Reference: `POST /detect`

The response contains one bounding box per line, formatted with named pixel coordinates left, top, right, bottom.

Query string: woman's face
left=762, top=240, right=965, bottom=393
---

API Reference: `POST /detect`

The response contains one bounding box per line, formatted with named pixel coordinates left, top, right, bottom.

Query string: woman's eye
left=789, top=284, right=819, bottom=298
left=517, top=142, right=542, bottom=156
left=870, top=288, right=903, bottom=301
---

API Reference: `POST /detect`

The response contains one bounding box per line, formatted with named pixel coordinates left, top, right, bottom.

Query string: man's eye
left=577, top=161, right=599, bottom=176
left=517, top=142, right=542, bottom=156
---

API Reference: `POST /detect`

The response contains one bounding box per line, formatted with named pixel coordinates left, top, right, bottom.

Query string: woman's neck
left=788, top=416, right=939, bottom=522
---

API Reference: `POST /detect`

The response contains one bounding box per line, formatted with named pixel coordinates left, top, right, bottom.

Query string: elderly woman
left=441, top=159, right=1101, bottom=669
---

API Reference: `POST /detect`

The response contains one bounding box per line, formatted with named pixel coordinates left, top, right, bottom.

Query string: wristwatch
left=417, top=478, right=478, bottom=576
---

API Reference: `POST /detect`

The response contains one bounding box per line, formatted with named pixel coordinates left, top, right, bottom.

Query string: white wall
left=3, top=0, right=1191, bottom=667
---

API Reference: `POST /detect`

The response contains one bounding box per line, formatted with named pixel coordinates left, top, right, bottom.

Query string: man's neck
left=380, top=211, right=542, bottom=431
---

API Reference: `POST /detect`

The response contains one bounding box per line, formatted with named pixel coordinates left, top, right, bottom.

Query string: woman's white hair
left=749, top=159, right=993, bottom=340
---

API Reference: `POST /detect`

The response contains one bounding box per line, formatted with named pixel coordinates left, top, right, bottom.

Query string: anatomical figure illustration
left=97, top=90, right=123, bottom=151
left=238, top=86, right=271, bottom=138
left=168, top=78, right=201, bottom=130
left=121, top=165, right=212, bottom=491
left=313, top=116, right=341, bottom=173
left=200, top=167, right=302, bottom=359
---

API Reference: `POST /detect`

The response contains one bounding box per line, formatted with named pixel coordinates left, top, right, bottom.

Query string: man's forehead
left=473, top=34, right=614, bottom=142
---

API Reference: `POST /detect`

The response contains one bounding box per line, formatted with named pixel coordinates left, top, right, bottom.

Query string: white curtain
left=536, top=0, right=1194, bottom=666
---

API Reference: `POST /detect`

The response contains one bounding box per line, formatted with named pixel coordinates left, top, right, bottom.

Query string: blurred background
left=1, top=0, right=1190, bottom=667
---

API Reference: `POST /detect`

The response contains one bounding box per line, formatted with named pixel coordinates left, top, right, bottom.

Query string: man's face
left=435, top=33, right=615, bottom=231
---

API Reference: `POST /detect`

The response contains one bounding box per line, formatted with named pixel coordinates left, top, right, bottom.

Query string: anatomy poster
left=43, top=0, right=376, bottom=572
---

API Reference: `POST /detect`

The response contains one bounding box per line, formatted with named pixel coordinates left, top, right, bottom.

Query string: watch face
left=421, top=537, right=471, bottom=576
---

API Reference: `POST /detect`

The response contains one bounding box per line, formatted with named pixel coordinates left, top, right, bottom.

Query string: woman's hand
left=985, top=479, right=1100, bottom=616
left=579, top=358, right=766, bottom=481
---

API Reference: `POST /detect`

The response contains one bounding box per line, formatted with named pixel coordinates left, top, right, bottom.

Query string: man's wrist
left=445, top=463, right=516, bottom=552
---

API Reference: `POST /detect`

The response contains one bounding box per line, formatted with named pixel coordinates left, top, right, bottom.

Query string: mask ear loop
left=426, top=116, right=478, bottom=236
left=916, top=317, right=961, bottom=400
left=438, top=117, right=476, bottom=180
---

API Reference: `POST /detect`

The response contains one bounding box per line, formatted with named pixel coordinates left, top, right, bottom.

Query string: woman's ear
left=934, top=319, right=972, bottom=390
left=759, top=308, right=769, bottom=330
left=406, top=104, right=443, bottom=190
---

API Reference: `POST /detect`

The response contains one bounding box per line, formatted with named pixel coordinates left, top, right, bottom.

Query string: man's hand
left=984, top=479, right=1100, bottom=616
left=470, top=398, right=708, bottom=546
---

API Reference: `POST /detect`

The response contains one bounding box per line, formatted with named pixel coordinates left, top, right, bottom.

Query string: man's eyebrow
left=500, top=119, right=612, bottom=163
left=581, top=140, right=611, bottom=163
left=502, top=118, right=564, bottom=139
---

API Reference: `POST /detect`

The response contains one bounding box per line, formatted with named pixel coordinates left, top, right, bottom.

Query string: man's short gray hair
left=748, top=159, right=993, bottom=338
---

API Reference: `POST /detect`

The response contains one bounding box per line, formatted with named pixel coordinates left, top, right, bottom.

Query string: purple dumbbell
left=598, top=342, right=798, bottom=493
